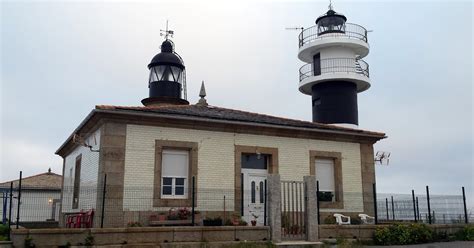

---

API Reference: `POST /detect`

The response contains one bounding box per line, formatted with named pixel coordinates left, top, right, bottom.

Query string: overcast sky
left=1, top=1, right=472, bottom=201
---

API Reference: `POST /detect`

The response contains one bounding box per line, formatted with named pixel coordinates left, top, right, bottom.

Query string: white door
left=243, top=172, right=267, bottom=226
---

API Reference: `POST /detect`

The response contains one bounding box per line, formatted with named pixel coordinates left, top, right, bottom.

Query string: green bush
left=463, top=225, right=474, bottom=241
left=323, top=215, right=336, bottom=224
left=454, top=225, right=474, bottom=241
left=0, top=224, right=9, bottom=236
left=374, top=223, right=433, bottom=245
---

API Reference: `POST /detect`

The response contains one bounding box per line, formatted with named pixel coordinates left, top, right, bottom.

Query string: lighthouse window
left=149, top=65, right=183, bottom=83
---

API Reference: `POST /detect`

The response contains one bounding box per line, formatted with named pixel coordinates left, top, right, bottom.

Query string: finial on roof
left=48, top=168, right=51, bottom=174
left=197, top=81, right=208, bottom=106
left=329, top=0, right=334, bottom=10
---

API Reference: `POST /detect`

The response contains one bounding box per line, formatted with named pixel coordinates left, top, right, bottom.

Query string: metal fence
left=1, top=175, right=269, bottom=230
left=1, top=172, right=471, bottom=234
left=376, top=187, right=472, bottom=224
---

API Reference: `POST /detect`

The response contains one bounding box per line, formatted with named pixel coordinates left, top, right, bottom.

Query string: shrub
left=323, top=215, right=336, bottom=224
left=463, top=225, right=474, bottom=241
left=0, top=224, right=9, bottom=241
left=454, top=225, right=474, bottom=241
left=374, top=223, right=433, bottom=245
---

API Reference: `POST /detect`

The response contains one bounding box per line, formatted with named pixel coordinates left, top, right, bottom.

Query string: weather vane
left=160, top=20, right=174, bottom=40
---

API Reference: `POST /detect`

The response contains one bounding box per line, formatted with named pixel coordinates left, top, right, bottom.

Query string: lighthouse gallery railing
left=299, top=58, right=369, bottom=82
left=299, top=23, right=368, bottom=47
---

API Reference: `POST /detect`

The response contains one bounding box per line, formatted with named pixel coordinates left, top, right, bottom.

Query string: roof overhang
left=56, top=108, right=387, bottom=157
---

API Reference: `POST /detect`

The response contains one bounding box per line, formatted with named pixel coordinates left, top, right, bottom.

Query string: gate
left=281, top=180, right=306, bottom=240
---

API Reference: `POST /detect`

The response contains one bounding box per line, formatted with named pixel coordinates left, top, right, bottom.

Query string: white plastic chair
left=333, top=213, right=351, bottom=225
left=358, top=213, right=375, bottom=224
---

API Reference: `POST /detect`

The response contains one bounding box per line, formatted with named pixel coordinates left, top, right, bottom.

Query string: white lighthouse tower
left=297, top=5, right=370, bottom=127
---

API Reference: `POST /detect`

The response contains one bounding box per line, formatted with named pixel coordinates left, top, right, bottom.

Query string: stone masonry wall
left=124, top=124, right=364, bottom=213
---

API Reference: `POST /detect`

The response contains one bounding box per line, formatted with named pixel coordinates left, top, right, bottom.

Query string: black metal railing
left=299, top=58, right=369, bottom=82
left=299, top=23, right=368, bottom=47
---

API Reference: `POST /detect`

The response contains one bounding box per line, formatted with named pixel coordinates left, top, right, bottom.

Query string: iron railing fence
left=299, top=23, right=368, bottom=47
left=299, top=58, right=369, bottom=82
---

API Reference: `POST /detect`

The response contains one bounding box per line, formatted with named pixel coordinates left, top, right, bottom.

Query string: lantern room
left=315, top=9, right=347, bottom=35
left=142, top=39, right=188, bottom=106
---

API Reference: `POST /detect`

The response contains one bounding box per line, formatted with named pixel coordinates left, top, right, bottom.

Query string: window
left=161, top=149, right=189, bottom=199
left=315, top=158, right=335, bottom=202
left=72, top=154, right=82, bottom=209
left=310, top=151, right=343, bottom=209
left=153, top=140, right=198, bottom=207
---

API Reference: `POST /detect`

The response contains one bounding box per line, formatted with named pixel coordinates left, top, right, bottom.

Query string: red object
left=66, top=209, right=94, bottom=228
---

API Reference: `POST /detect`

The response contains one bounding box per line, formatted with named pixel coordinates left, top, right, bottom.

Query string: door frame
left=234, top=145, right=278, bottom=215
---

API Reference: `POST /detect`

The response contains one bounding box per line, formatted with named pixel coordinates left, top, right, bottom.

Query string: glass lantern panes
left=317, top=16, right=346, bottom=34
left=149, top=65, right=183, bottom=83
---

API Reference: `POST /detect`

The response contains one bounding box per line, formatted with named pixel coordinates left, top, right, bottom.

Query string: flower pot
left=251, top=220, right=257, bottom=226
left=158, top=214, right=166, bottom=221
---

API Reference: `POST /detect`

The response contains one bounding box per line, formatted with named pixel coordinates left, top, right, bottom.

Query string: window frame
left=72, top=154, right=82, bottom=209
left=153, top=140, right=198, bottom=207
left=160, top=149, right=189, bottom=199
left=309, top=151, right=343, bottom=209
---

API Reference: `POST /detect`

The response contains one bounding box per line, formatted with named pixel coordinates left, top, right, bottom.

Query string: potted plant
left=158, top=212, right=167, bottom=221
left=177, top=208, right=191, bottom=220
left=251, top=213, right=259, bottom=226
left=203, top=216, right=223, bottom=226
left=167, top=208, right=179, bottom=220
left=231, top=213, right=241, bottom=226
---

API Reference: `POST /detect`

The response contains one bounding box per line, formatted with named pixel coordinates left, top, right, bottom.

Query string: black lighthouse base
left=311, top=81, right=358, bottom=125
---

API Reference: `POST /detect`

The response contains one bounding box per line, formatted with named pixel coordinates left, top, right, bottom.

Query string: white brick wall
left=124, top=124, right=363, bottom=212
left=62, top=128, right=101, bottom=213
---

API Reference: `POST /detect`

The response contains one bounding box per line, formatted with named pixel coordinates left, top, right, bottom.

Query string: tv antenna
left=73, top=133, right=100, bottom=152
left=285, top=26, right=304, bottom=32
left=375, top=151, right=391, bottom=165
left=160, top=20, right=174, bottom=40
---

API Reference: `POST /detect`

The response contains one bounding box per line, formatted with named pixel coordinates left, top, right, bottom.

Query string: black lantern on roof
left=315, top=9, right=347, bottom=35
left=142, top=39, right=188, bottom=106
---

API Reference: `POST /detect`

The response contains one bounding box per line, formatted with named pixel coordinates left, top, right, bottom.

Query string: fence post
left=304, top=176, right=318, bottom=242
left=416, top=197, right=420, bottom=222
left=7, top=182, right=13, bottom=240
left=16, top=171, right=22, bottom=229
left=426, top=186, right=431, bottom=224
left=373, top=183, right=378, bottom=224
left=316, top=181, right=320, bottom=224
left=264, top=179, right=267, bottom=226
left=267, top=174, right=281, bottom=242
left=192, top=176, right=195, bottom=226
left=391, top=196, right=395, bottom=221
left=385, top=198, right=389, bottom=220
left=412, top=190, right=417, bottom=222
left=462, top=186, right=468, bottom=224
left=100, top=174, right=107, bottom=228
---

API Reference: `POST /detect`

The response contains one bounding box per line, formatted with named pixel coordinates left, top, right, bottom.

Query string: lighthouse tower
left=297, top=5, right=370, bottom=127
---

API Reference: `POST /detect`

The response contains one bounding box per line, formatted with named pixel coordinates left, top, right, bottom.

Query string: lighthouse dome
left=148, top=40, right=185, bottom=69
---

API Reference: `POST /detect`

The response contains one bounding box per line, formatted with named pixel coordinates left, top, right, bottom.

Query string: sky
left=1, top=0, right=472, bottom=201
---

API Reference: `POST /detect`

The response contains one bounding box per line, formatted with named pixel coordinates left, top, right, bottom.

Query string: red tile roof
left=0, top=171, right=62, bottom=190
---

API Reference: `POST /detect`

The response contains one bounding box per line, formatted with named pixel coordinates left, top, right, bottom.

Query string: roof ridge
left=0, top=171, right=62, bottom=184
